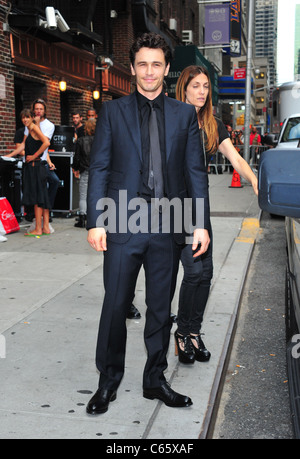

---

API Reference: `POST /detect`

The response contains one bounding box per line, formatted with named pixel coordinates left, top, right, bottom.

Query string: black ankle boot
left=190, top=334, right=211, bottom=362
left=74, top=214, right=86, bottom=228
left=174, top=330, right=195, bottom=364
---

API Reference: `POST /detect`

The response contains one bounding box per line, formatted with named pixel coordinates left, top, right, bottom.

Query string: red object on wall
left=234, top=68, right=246, bottom=80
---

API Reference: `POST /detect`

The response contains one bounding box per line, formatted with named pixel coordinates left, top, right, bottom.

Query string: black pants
left=95, top=227, right=180, bottom=391
left=46, top=165, right=60, bottom=209
left=177, top=222, right=213, bottom=335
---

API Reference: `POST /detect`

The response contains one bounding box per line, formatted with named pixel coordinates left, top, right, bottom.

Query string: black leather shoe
left=174, top=330, right=195, bottom=364
left=190, top=334, right=211, bottom=362
left=143, top=382, right=192, bottom=407
left=127, top=304, right=141, bottom=319
left=86, top=388, right=117, bottom=415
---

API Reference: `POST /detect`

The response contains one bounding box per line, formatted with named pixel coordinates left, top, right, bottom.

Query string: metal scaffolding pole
left=244, top=0, right=255, bottom=164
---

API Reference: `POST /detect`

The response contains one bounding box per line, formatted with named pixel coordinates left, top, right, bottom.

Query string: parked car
left=264, top=114, right=300, bottom=150
left=259, top=148, right=300, bottom=438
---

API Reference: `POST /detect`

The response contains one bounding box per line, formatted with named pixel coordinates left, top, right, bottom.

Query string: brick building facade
left=0, top=0, right=201, bottom=154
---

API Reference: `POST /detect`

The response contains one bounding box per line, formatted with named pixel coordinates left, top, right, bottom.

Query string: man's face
left=87, top=110, right=97, bottom=119
left=72, top=114, right=82, bottom=126
left=131, top=47, right=169, bottom=99
left=34, top=103, right=45, bottom=120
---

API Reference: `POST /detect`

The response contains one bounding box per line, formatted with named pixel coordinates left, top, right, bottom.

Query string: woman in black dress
left=174, top=66, right=258, bottom=364
left=11, top=109, right=51, bottom=236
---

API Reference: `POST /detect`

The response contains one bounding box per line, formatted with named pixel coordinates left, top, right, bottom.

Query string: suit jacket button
left=137, top=192, right=140, bottom=196
left=139, top=169, right=143, bottom=174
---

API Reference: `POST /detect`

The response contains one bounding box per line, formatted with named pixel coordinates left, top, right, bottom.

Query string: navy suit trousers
left=95, top=217, right=180, bottom=390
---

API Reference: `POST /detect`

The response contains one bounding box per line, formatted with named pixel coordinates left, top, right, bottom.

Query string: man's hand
left=87, top=228, right=107, bottom=252
left=192, top=228, right=210, bottom=258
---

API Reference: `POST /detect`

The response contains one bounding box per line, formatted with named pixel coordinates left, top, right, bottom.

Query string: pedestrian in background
left=6, top=99, right=57, bottom=229
left=72, top=118, right=96, bottom=228
left=72, top=112, right=85, bottom=141
left=250, top=125, right=262, bottom=146
left=174, top=65, right=258, bottom=365
left=31, top=99, right=59, bottom=217
left=87, top=109, right=97, bottom=120
left=9, top=109, right=51, bottom=236
left=250, top=125, right=262, bottom=164
left=232, top=129, right=244, bottom=156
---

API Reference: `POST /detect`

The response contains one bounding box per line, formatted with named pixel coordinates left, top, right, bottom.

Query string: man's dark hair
left=129, top=32, right=172, bottom=67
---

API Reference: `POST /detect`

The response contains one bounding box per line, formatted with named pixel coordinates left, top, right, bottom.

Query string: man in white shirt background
left=28, top=99, right=59, bottom=217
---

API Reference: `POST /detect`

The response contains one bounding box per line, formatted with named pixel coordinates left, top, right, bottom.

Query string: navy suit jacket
left=87, top=92, right=210, bottom=244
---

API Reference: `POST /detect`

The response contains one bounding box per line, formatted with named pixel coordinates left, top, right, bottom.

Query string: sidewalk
left=0, top=173, right=260, bottom=439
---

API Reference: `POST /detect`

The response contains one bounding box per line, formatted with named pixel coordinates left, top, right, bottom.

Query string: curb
left=199, top=212, right=262, bottom=438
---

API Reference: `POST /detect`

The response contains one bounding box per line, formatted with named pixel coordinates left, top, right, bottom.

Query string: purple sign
left=204, top=4, right=230, bottom=45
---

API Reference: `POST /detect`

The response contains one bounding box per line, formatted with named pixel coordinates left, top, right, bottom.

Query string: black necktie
left=148, top=101, right=164, bottom=200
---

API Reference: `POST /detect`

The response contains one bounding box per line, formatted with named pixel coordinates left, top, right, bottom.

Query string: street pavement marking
left=236, top=218, right=261, bottom=244
left=293, top=221, right=300, bottom=244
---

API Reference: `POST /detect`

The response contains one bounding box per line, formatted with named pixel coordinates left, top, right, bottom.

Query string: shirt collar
left=136, top=90, right=164, bottom=111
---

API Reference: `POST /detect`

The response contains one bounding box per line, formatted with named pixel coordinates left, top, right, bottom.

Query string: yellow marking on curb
left=293, top=221, right=300, bottom=244
left=236, top=237, right=256, bottom=243
left=236, top=218, right=260, bottom=244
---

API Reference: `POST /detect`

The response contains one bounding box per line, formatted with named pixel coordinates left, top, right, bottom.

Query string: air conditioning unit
left=169, top=18, right=177, bottom=31
left=182, top=30, right=193, bottom=43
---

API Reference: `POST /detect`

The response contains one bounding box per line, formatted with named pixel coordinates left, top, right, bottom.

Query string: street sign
left=234, top=68, right=246, bottom=80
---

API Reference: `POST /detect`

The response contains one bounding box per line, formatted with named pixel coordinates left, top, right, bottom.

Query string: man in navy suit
left=86, top=33, right=210, bottom=414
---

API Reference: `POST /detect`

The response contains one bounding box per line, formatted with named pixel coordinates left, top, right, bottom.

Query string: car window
left=282, top=117, right=300, bottom=142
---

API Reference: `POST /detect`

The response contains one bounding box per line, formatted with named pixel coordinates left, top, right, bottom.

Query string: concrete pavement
left=0, top=172, right=260, bottom=439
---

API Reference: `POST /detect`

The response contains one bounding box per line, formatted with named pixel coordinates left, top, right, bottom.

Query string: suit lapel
left=164, top=96, right=180, bottom=161
left=119, top=93, right=142, bottom=162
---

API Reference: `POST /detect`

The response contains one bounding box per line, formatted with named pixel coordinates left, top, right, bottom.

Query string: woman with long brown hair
left=10, top=109, right=51, bottom=236
left=174, top=65, right=258, bottom=364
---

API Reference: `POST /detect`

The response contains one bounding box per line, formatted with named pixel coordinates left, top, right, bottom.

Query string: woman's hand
left=25, top=155, right=35, bottom=163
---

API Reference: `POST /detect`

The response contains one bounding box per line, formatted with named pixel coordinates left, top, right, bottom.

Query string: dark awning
left=8, top=13, right=102, bottom=46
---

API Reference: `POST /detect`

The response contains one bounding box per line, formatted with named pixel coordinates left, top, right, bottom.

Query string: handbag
left=0, top=197, right=20, bottom=234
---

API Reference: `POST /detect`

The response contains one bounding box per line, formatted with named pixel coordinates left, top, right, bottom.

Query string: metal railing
left=208, top=145, right=270, bottom=174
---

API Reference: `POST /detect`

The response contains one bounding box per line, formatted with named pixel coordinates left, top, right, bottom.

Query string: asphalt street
left=211, top=212, right=294, bottom=439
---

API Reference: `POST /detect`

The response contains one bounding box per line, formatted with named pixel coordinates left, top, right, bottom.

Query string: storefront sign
left=228, top=0, right=242, bottom=56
